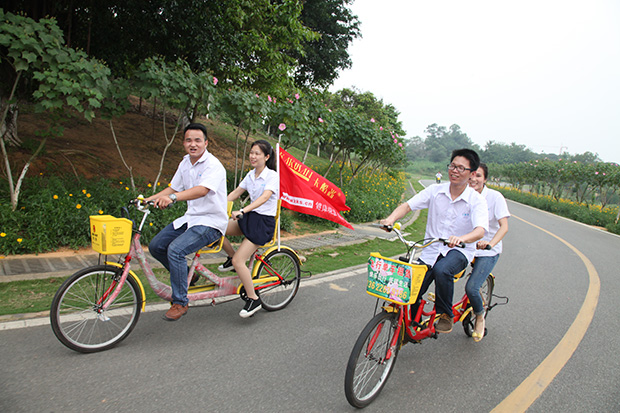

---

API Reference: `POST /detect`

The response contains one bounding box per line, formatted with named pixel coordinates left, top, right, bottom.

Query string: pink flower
left=595, top=171, right=599, bottom=175
left=288, top=99, right=293, bottom=104
left=295, top=93, right=300, bottom=100
left=278, top=123, right=286, bottom=131
left=380, top=126, right=383, bottom=131
left=328, top=109, right=332, bottom=112
left=394, top=139, right=398, bottom=143
left=395, top=133, right=399, bottom=137
left=213, top=77, right=218, bottom=85
left=318, top=117, right=324, bottom=123
left=268, top=95, right=273, bottom=103
left=398, top=143, right=403, bottom=147
left=256, top=94, right=260, bottom=98
left=370, top=118, right=375, bottom=123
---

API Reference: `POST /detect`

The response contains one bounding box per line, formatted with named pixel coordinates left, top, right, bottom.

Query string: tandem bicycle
left=50, top=198, right=302, bottom=353
left=344, top=223, right=498, bottom=408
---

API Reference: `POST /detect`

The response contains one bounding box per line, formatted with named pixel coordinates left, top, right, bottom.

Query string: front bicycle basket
left=89, top=215, right=133, bottom=254
left=366, top=253, right=427, bottom=305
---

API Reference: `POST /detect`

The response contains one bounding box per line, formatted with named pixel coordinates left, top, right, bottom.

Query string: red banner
left=279, top=148, right=353, bottom=230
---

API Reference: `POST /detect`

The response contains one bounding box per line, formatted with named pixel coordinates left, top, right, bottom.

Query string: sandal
left=472, top=315, right=485, bottom=342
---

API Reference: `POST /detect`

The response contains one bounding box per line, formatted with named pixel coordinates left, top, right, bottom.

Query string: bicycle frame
left=101, top=204, right=296, bottom=311
left=345, top=225, right=498, bottom=408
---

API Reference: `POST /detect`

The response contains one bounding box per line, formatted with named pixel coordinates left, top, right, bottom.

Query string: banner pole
left=276, top=142, right=281, bottom=251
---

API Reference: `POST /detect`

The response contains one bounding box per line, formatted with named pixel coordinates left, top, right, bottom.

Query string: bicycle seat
left=453, top=269, right=466, bottom=281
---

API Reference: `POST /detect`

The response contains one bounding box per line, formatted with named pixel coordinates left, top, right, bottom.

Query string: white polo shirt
left=407, top=183, right=488, bottom=266
left=169, top=150, right=228, bottom=235
left=475, top=186, right=510, bottom=257
left=239, top=167, right=279, bottom=216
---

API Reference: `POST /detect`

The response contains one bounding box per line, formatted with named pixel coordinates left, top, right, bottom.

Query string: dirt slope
left=11, top=106, right=240, bottom=182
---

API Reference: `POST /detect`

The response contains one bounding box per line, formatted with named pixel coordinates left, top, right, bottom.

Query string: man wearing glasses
left=381, top=148, right=488, bottom=333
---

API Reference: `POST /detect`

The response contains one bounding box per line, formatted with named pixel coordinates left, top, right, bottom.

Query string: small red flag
left=279, top=148, right=353, bottom=229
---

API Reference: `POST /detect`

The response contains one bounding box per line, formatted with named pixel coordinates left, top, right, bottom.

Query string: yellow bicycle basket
left=89, top=215, right=133, bottom=254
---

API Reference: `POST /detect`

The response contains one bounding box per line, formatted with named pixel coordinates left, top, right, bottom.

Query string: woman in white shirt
left=467, top=163, right=510, bottom=341
left=219, top=140, right=279, bottom=318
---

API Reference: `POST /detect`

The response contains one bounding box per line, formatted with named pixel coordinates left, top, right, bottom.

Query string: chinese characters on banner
left=279, top=148, right=353, bottom=229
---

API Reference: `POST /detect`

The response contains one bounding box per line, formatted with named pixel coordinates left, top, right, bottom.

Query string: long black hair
left=252, top=140, right=277, bottom=171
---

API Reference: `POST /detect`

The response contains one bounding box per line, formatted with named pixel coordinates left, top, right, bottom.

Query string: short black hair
left=450, top=148, right=480, bottom=171
left=184, top=123, right=208, bottom=141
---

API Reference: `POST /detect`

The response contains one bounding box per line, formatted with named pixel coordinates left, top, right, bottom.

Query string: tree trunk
left=233, top=119, right=243, bottom=187
left=152, top=108, right=182, bottom=194
left=302, top=139, right=312, bottom=164
left=11, top=138, right=47, bottom=211
left=109, top=119, right=136, bottom=191
left=1, top=73, right=22, bottom=209
left=323, top=147, right=342, bottom=177
left=0, top=102, right=20, bottom=146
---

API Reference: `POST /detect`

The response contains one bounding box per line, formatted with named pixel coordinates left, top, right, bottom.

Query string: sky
left=330, top=0, right=620, bottom=163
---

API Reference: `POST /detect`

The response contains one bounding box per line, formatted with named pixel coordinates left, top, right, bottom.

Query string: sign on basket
left=366, top=253, right=426, bottom=305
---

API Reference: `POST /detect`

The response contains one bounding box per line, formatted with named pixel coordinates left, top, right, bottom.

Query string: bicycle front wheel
left=254, top=249, right=301, bottom=311
left=50, top=265, right=142, bottom=353
left=344, top=310, right=401, bottom=408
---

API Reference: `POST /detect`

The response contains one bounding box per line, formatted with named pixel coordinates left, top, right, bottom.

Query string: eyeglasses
left=447, top=163, right=473, bottom=173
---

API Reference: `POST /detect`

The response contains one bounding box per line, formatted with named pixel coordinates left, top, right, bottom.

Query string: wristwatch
left=169, top=193, right=177, bottom=203
left=238, top=209, right=245, bottom=216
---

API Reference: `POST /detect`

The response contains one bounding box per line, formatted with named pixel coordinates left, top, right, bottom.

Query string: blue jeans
left=417, top=249, right=468, bottom=316
left=465, top=254, right=500, bottom=315
left=149, top=223, right=221, bottom=306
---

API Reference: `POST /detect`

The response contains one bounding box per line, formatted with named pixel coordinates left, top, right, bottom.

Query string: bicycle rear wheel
left=344, top=310, right=401, bottom=408
left=254, top=249, right=301, bottom=311
left=463, top=274, right=494, bottom=337
left=50, top=265, right=142, bottom=353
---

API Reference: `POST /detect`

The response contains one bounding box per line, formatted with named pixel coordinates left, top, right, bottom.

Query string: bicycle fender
left=250, top=245, right=301, bottom=278
left=459, top=306, right=473, bottom=322
left=104, top=261, right=146, bottom=312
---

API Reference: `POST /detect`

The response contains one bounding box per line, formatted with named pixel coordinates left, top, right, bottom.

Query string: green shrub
left=492, top=185, right=620, bottom=235
left=0, top=176, right=184, bottom=255
left=0, top=166, right=410, bottom=255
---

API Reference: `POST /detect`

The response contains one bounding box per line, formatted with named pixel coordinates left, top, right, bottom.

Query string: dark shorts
left=238, top=211, right=276, bottom=246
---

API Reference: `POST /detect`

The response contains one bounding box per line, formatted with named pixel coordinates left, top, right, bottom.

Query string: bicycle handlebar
left=129, top=196, right=155, bottom=211
left=372, top=222, right=465, bottom=249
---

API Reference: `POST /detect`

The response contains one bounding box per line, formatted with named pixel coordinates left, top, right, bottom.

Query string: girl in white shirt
left=219, top=140, right=279, bottom=318
left=467, top=163, right=510, bottom=341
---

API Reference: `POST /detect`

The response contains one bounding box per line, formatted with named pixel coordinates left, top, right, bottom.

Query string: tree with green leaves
left=217, top=89, right=268, bottom=187
left=4, top=1, right=317, bottom=93
left=0, top=10, right=110, bottom=210
left=131, top=57, right=218, bottom=192
left=292, top=0, right=360, bottom=88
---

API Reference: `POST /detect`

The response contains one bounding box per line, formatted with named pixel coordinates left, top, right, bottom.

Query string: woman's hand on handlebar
left=476, top=240, right=493, bottom=250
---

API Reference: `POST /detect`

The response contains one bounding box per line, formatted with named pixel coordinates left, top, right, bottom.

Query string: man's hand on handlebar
left=151, top=196, right=174, bottom=209
left=445, top=235, right=466, bottom=248
left=378, top=219, right=394, bottom=232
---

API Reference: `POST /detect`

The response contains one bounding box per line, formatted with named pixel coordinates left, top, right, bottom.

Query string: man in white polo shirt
left=146, top=123, right=228, bottom=321
left=381, top=148, right=488, bottom=333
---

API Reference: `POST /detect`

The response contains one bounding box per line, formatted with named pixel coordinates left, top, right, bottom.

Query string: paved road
left=1, top=199, right=619, bottom=412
